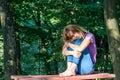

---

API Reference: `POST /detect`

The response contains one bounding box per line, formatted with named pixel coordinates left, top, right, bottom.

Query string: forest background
left=0, top=0, right=120, bottom=80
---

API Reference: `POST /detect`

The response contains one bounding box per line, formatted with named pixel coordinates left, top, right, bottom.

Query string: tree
left=104, top=0, right=120, bottom=80
left=0, top=0, right=20, bottom=79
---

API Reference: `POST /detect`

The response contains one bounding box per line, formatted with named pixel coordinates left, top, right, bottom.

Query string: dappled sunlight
left=0, top=0, right=120, bottom=80
left=0, top=6, right=6, bottom=28
left=106, top=18, right=120, bottom=40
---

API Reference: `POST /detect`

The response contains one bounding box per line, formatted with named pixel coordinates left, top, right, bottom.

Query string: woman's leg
left=59, top=55, right=73, bottom=76
left=65, top=55, right=73, bottom=72
left=77, top=48, right=94, bottom=75
left=60, top=62, right=77, bottom=76
left=60, top=55, right=81, bottom=76
left=60, top=39, right=83, bottom=76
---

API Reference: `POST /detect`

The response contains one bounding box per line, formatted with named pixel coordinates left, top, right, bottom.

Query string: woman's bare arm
left=62, top=44, right=74, bottom=56
left=68, top=37, right=91, bottom=52
left=62, top=43, right=82, bottom=58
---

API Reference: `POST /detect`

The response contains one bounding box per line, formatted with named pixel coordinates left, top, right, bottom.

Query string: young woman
left=59, top=24, right=97, bottom=77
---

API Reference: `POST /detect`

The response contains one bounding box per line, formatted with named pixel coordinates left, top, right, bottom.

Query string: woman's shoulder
left=85, top=32, right=95, bottom=43
left=85, top=32, right=94, bottom=38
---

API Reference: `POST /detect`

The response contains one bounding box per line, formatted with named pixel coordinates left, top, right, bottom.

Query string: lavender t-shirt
left=85, top=33, right=97, bottom=63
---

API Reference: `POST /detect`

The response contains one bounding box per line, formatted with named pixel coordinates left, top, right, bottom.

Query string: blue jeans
left=67, top=39, right=94, bottom=75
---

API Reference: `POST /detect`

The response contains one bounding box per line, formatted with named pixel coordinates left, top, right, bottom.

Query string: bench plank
left=11, top=73, right=115, bottom=80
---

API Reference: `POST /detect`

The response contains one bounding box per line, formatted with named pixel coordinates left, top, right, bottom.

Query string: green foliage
left=1, top=0, right=118, bottom=76
left=0, top=28, right=3, bottom=79
left=10, top=0, right=112, bottom=75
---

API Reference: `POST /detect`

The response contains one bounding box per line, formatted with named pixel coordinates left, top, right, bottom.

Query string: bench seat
left=11, top=73, right=115, bottom=80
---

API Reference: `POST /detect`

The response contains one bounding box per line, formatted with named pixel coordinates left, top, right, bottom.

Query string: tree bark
left=16, top=31, right=21, bottom=74
left=0, top=0, right=20, bottom=79
left=104, top=0, right=120, bottom=80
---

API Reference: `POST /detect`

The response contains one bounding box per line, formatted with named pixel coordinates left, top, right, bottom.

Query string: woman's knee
left=67, top=55, right=73, bottom=62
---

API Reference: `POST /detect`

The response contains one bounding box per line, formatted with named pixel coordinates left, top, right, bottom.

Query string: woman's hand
left=72, top=51, right=82, bottom=58
left=68, top=37, right=91, bottom=52
left=64, top=42, right=69, bottom=47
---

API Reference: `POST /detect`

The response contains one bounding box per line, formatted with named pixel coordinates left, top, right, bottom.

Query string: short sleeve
left=85, top=33, right=94, bottom=43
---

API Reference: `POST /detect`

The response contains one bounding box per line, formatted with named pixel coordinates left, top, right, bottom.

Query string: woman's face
left=65, top=29, right=82, bottom=42
left=72, top=32, right=81, bottom=40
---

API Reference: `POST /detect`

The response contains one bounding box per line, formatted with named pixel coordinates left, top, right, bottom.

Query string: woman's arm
left=62, top=43, right=79, bottom=56
left=62, top=43, right=74, bottom=56
left=62, top=43, right=82, bottom=58
left=68, top=37, right=91, bottom=52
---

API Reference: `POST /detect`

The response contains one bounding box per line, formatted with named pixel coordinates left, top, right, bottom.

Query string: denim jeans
left=67, top=39, right=94, bottom=75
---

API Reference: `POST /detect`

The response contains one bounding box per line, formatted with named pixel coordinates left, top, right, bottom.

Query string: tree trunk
left=104, top=0, right=120, bottom=80
left=16, top=32, right=21, bottom=74
left=0, top=0, right=20, bottom=79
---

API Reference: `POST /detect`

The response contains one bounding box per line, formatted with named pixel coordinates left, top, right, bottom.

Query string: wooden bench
left=11, top=73, right=115, bottom=80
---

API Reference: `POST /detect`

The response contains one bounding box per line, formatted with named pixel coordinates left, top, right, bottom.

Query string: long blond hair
left=62, top=24, right=88, bottom=42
